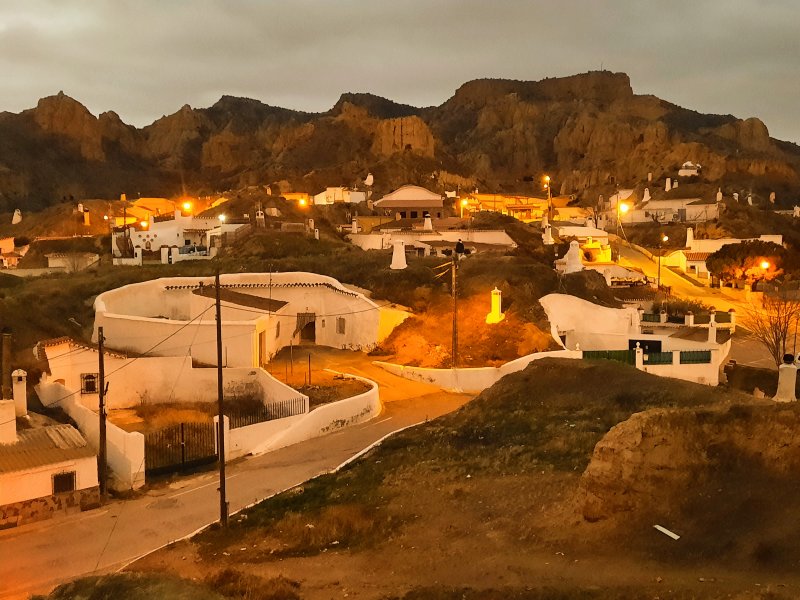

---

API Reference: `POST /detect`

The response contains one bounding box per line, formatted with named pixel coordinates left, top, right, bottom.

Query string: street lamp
left=460, top=198, right=469, bottom=219
left=543, top=175, right=552, bottom=220
left=657, top=234, right=669, bottom=291
left=760, top=260, right=770, bottom=270
left=218, top=214, right=226, bottom=223
left=615, top=201, right=629, bottom=262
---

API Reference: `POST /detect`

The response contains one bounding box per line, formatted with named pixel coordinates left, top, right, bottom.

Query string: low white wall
left=248, top=370, right=381, bottom=456
left=374, top=350, right=582, bottom=393
left=46, top=345, right=306, bottom=409
left=35, top=381, right=145, bottom=491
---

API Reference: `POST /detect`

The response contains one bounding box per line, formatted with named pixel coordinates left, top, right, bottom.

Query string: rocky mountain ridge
left=1, top=71, right=799, bottom=211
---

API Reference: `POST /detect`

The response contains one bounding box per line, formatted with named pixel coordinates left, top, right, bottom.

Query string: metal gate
left=144, top=422, right=217, bottom=476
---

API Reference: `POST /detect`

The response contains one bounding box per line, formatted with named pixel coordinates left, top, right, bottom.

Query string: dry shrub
left=273, top=504, right=379, bottom=555
left=205, top=569, right=300, bottom=600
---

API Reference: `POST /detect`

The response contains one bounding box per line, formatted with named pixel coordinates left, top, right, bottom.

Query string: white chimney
left=423, top=214, right=433, bottom=231
left=12, top=369, right=26, bottom=417
left=686, top=227, right=694, bottom=249
left=390, top=240, right=407, bottom=270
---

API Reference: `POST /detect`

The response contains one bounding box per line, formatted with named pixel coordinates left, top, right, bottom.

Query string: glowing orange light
left=619, top=203, right=630, bottom=214
left=140, top=220, right=148, bottom=228
left=761, top=260, right=770, bottom=270
left=182, top=201, right=192, bottom=212
left=299, top=198, right=307, bottom=207
left=218, top=214, right=227, bottom=223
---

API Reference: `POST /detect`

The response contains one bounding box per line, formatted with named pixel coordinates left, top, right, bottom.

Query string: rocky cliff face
left=579, top=404, right=800, bottom=523
left=1, top=71, right=799, bottom=210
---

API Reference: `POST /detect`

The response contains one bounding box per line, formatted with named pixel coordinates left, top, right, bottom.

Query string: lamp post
left=615, top=201, right=629, bottom=262
left=460, top=198, right=468, bottom=219
left=657, top=234, right=669, bottom=291
left=544, top=175, right=552, bottom=220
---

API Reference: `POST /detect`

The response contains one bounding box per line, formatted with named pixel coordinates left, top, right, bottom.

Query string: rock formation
left=1, top=71, right=799, bottom=210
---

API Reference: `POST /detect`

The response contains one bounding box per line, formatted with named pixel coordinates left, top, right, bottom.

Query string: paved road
left=0, top=352, right=471, bottom=600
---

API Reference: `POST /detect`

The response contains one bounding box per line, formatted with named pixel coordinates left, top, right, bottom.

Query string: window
left=336, top=317, right=346, bottom=335
left=80, top=373, right=98, bottom=394
left=53, top=471, right=76, bottom=494
left=275, top=321, right=280, bottom=338
left=410, top=211, right=418, bottom=219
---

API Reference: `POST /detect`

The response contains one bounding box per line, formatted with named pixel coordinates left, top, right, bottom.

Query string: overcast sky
left=1, top=0, right=798, bottom=142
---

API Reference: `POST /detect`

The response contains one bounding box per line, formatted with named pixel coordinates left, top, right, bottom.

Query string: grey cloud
left=0, top=0, right=797, bottom=142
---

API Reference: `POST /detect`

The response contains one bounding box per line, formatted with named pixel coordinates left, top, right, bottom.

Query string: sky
left=1, top=0, right=799, bottom=142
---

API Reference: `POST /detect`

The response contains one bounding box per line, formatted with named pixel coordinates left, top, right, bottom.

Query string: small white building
left=312, top=187, right=366, bottom=205
left=678, top=161, right=701, bottom=177
left=112, top=210, right=250, bottom=265
left=0, top=385, right=99, bottom=528
left=92, top=272, right=409, bottom=368
left=373, top=185, right=444, bottom=220
left=45, top=252, right=100, bottom=273
left=662, top=228, right=784, bottom=281
left=539, top=293, right=731, bottom=385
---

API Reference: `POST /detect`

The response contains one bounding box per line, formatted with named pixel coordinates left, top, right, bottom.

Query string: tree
left=706, top=240, right=785, bottom=284
left=741, top=292, right=800, bottom=367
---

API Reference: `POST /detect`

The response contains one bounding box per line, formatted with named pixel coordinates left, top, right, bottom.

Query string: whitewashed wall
left=0, top=456, right=98, bottom=506
left=249, top=371, right=381, bottom=456
left=375, top=350, right=582, bottom=393
left=44, top=344, right=307, bottom=410
left=35, top=381, right=145, bottom=490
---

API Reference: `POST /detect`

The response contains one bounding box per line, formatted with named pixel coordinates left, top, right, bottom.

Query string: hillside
left=2, top=71, right=800, bottom=213
left=41, top=358, right=800, bottom=599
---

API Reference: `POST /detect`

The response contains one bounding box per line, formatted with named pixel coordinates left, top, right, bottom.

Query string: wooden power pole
left=98, top=327, right=108, bottom=499
left=451, top=256, right=458, bottom=369
left=215, top=271, right=229, bottom=527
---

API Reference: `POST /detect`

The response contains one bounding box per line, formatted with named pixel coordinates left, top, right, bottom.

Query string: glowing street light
left=657, top=233, right=669, bottom=291
left=182, top=201, right=193, bottom=213
left=543, top=175, right=552, bottom=220
left=298, top=198, right=307, bottom=208
left=761, top=260, right=770, bottom=270
left=460, top=198, right=469, bottom=218
left=218, top=214, right=227, bottom=223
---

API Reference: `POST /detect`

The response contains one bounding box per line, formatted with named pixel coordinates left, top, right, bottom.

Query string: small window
left=275, top=321, right=280, bottom=338
left=336, top=317, right=346, bottom=335
left=81, top=373, right=98, bottom=394
left=53, top=471, right=76, bottom=494
left=410, top=211, right=418, bottom=219
left=321, top=319, right=326, bottom=328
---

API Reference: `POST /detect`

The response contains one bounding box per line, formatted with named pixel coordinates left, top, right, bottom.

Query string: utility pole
left=451, top=256, right=458, bottom=369
left=215, top=271, right=228, bottom=527
left=98, top=327, right=108, bottom=499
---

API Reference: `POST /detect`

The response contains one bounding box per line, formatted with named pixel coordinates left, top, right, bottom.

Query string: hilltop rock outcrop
left=1, top=71, right=799, bottom=209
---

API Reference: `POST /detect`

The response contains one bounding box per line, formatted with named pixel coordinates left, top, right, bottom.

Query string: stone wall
left=0, top=487, right=101, bottom=529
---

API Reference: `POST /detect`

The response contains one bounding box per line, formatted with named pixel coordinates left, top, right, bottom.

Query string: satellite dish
left=364, top=173, right=374, bottom=187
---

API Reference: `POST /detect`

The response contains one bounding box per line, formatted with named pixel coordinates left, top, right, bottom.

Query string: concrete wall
left=35, top=381, right=145, bottom=490
left=375, top=350, right=582, bottom=393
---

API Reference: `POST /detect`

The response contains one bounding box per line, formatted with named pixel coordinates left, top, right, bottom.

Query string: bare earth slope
left=37, top=358, right=799, bottom=599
